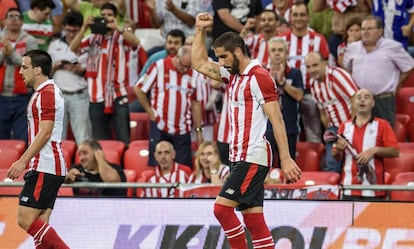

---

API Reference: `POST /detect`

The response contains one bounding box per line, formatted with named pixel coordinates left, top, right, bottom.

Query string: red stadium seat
left=396, top=87, right=414, bottom=126
left=295, top=142, right=325, bottom=171
left=295, top=171, right=340, bottom=185
left=0, top=139, right=26, bottom=155
left=390, top=172, right=414, bottom=201
left=394, top=114, right=410, bottom=142
left=124, top=140, right=153, bottom=179
left=61, top=140, right=77, bottom=166
left=130, top=112, right=150, bottom=141
left=384, top=143, right=414, bottom=183
left=0, top=148, right=20, bottom=169
left=402, top=70, right=414, bottom=88
left=124, top=169, right=137, bottom=197
left=182, top=185, right=222, bottom=198
left=0, top=168, right=27, bottom=196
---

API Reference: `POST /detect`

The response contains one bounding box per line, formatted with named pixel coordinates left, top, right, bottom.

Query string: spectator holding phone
left=333, top=89, right=399, bottom=200
left=65, top=139, right=127, bottom=196
left=70, top=3, right=140, bottom=146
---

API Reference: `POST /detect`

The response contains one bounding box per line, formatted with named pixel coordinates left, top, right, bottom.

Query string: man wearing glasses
left=0, top=8, right=38, bottom=142
left=343, top=15, right=414, bottom=127
left=135, top=45, right=203, bottom=169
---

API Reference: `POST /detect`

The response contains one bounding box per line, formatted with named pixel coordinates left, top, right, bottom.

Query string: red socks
left=243, top=213, right=275, bottom=249
left=214, top=203, right=248, bottom=249
left=27, top=218, right=70, bottom=249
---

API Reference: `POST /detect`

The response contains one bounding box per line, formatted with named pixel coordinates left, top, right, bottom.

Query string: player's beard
left=230, top=54, right=240, bottom=74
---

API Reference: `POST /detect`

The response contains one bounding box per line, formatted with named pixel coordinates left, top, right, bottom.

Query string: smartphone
left=91, top=17, right=108, bottom=35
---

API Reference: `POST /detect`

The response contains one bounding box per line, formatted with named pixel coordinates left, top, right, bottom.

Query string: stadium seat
left=402, top=70, right=414, bottom=88
left=295, top=171, right=340, bottom=185
left=295, top=142, right=325, bottom=171
left=394, top=114, right=410, bottom=142
left=384, top=143, right=414, bottom=183
left=182, top=185, right=222, bottom=198
left=0, top=168, right=26, bottom=196
left=0, top=148, right=20, bottom=169
left=0, top=139, right=26, bottom=155
left=61, top=140, right=77, bottom=166
left=396, top=87, right=414, bottom=126
left=124, top=141, right=153, bottom=179
left=124, top=169, right=137, bottom=197
left=390, top=172, right=414, bottom=201
left=74, top=140, right=125, bottom=165
left=130, top=112, right=150, bottom=141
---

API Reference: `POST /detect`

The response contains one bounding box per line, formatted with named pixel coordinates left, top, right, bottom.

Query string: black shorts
left=19, top=171, right=65, bottom=209
left=219, top=162, right=269, bottom=211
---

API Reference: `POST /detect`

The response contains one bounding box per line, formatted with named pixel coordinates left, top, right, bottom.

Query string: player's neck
left=239, top=57, right=252, bottom=73
left=33, top=76, right=50, bottom=90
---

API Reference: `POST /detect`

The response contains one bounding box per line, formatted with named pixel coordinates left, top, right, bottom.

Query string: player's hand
left=196, top=13, right=213, bottom=31
left=280, top=158, right=302, bottom=183
left=7, top=159, right=26, bottom=180
left=244, top=18, right=256, bottom=30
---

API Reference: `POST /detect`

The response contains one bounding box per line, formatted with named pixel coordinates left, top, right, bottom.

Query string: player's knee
left=214, top=203, right=233, bottom=221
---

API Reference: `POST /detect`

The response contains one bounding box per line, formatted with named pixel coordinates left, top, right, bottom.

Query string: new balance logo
left=20, top=196, right=29, bottom=202
left=225, top=188, right=235, bottom=195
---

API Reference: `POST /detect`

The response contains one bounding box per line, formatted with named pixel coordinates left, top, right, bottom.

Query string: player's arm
left=191, top=13, right=221, bottom=82
left=263, top=101, right=301, bottom=182
left=7, top=120, right=54, bottom=179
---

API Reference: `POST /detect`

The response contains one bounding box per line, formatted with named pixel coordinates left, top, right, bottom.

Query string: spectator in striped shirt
left=135, top=45, right=203, bottom=168
left=143, top=141, right=191, bottom=198
left=305, top=51, right=359, bottom=173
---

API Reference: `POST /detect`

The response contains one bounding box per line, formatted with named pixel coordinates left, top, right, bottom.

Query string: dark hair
left=23, top=50, right=52, bottom=77
left=80, top=139, right=103, bottom=150
left=362, top=15, right=383, bottom=29
left=167, top=29, right=186, bottom=45
left=343, top=17, right=362, bottom=42
left=261, top=9, right=279, bottom=22
left=63, top=11, right=83, bottom=27
left=30, top=0, right=56, bottom=10
left=213, top=31, right=248, bottom=55
left=101, top=3, right=118, bottom=17
left=291, top=1, right=308, bottom=15
left=6, top=8, right=23, bottom=18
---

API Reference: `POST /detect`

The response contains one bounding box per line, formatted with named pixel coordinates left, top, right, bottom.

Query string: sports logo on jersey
left=225, top=188, right=235, bottom=195
left=20, top=196, right=29, bottom=202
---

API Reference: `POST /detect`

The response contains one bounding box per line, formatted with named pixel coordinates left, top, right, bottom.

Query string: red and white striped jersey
left=278, top=30, right=329, bottom=88
left=339, top=118, right=398, bottom=197
left=245, top=33, right=273, bottom=66
left=144, top=162, right=190, bottom=197
left=220, top=60, right=278, bottom=166
left=80, top=33, right=133, bottom=103
left=189, top=164, right=230, bottom=183
left=216, top=89, right=231, bottom=144
left=310, top=66, right=358, bottom=127
left=27, top=80, right=66, bottom=176
left=136, top=56, right=197, bottom=135
left=194, top=70, right=218, bottom=126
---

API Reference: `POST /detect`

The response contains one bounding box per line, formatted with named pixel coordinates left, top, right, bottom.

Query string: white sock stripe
left=226, top=229, right=245, bottom=239
left=252, top=235, right=274, bottom=243
left=224, top=223, right=244, bottom=234
left=33, top=223, right=48, bottom=240
left=253, top=242, right=275, bottom=248
left=38, top=225, right=51, bottom=242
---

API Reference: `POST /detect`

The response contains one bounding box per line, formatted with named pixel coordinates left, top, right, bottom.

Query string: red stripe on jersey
left=241, top=164, right=258, bottom=194
left=52, top=141, right=61, bottom=175
left=34, top=172, right=44, bottom=202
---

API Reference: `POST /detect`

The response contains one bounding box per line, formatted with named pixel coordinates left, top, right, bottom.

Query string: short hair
left=80, top=139, right=103, bottom=151
left=291, top=1, right=308, bottom=15
left=261, top=9, right=279, bottom=21
left=362, top=15, right=383, bottom=29
left=167, top=29, right=186, bottom=45
left=63, top=11, right=83, bottom=27
left=23, top=50, right=52, bottom=77
left=30, top=0, right=56, bottom=10
left=101, top=3, right=118, bottom=17
left=6, top=8, right=22, bottom=18
left=213, top=31, right=248, bottom=55
left=268, top=37, right=289, bottom=53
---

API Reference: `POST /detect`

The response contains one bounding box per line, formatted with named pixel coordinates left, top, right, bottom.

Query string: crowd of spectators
left=1, top=0, right=414, bottom=199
